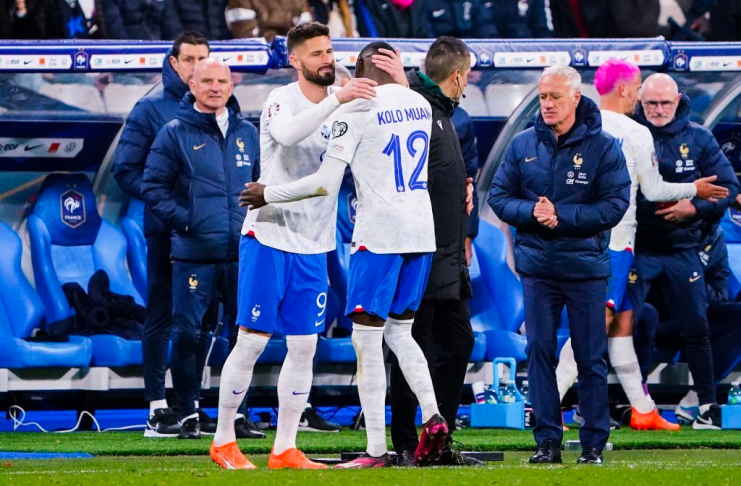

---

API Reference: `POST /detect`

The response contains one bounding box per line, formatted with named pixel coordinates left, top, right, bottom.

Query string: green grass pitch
left=2, top=428, right=741, bottom=485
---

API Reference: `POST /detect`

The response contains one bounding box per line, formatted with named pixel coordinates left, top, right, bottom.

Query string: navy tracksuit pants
left=171, top=260, right=238, bottom=420
left=627, top=249, right=716, bottom=405
left=523, top=276, right=610, bottom=451
left=142, top=233, right=213, bottom=407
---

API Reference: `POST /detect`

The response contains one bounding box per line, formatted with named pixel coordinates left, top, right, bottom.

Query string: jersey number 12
left=382, top=130, right=429, bottom=193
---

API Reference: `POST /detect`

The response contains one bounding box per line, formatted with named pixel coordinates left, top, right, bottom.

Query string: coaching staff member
left=489, top=65, right=630, bottom=465
left=142, top=58, right=260, bottom=438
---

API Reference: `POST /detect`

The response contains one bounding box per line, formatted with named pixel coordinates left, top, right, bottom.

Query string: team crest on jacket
left=628, top=269, right=638, bottom=284
left=573, top=153, right=583, bottom=170
left=236, top=138, right=245, bottom=153
left=267, top=102, right=280, bottom=119
left=60, top=189, right=85, bottom=228
left=679, top=143, right=690, bottom=159
left=188, top=275, right=198, bottom=291
left=331, top=121, right=348, bottom=138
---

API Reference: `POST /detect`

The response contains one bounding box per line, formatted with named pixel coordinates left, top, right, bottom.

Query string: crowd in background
left=1, top=0, right=740, bottom=42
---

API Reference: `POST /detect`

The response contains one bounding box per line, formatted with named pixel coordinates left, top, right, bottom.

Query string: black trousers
left=390, top=298, right=474, bottom=453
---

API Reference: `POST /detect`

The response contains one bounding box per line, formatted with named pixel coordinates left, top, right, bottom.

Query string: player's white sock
left=273, top=334, right=317, bottom=455
left=150, top=399, right=167, bottom=416
left=680, top=390, right=699, bottom=408
left=213, top=330, right=269, bottom=447
left=609, top=337, right=654, bottom=414
left=556, top=338, right=578, bottom=402
left=384, top=318, right=439, bottom=423
left=351, top=323, right=387, bottom=457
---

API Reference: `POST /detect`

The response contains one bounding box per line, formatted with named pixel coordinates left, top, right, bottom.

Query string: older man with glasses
left=629, top=73, right=739, bottom=430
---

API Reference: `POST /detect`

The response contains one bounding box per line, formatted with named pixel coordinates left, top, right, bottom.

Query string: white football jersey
left=601, top=110, right=696, bottom=252
left=241, top=82, right=340, bottom=254
left=325, top=84, right=436, bottom=254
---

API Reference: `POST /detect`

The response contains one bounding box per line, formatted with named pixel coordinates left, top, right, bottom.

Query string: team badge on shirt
left=236, top=138, right=245, bottom=153
left=267, top=102, right=280, bottom=119
left=188, top=275, right=199, bottom=291
left=573, top=153, right=583, bottom=170
left=331, top=121, right=348, bottom=138
left=320, top=124, right=331, bottom=140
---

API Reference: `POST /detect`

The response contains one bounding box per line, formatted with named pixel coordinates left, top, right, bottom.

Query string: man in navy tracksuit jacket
left=629, top=73, right=739, bottom=429
left=113, top=31, right=212, bottom=436
left=489, top=66, right=629, bottom=465
left=142, top=58, right=260, bottom=438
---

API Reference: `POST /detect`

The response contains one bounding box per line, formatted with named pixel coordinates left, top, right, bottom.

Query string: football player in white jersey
left=242, top=41, right=449, bottom=468
left=210, top=23, right=404, bottom=470
left=555, top=59, right=728, bottom=431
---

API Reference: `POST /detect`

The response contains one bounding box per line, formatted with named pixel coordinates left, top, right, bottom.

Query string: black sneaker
left=529, top=439, right=562, bottom=464
left=235, top=416, right=266, bottom=439
left=573, top=408, right=621, bottom=430
left=577, top=446, right=603, bottom=464
left=298, top=407, right=341, bottom=432
left=396, top=449, right=416, bottom=467
left=435, top=448, right=484, bottom=467
left=197, top=409, right=216, bottom=436
left=693, top=404, right=722, bottom=430
left=144, top=408, right=181, bottom=438
left=178, top=416, right=201, bottom=439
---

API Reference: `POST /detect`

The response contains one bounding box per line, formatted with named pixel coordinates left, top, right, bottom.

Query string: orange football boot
left=630, top=408, right=681, bottom=431
left=210, top=441, right=257, bottom=470
left=268, top=448, right=328, bottom=469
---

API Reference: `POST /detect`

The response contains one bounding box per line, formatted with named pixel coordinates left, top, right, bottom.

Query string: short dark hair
left=355, top=41, right=394, bottom=77
left=424, top=36, right=470, bottom=84
left=286, top=22, right=330, bottom=54
left=172, top=31, right=210, bottom=59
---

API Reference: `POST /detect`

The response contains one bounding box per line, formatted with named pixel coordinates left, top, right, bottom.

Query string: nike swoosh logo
left=25, top=144, right=43, bottom=151
left=24, top=60, right=33, bottom=65
left=315, top=320, right=325, bottom=327
left=232, top=388, right=248, bottom=395
left=525, top=157, right=538, bottom=162
left=125, top=59, right=134, bottom=64
left=193, top=143, right=206, bottom=150
left=432, top=9, right=445, bottom=17
left=292, top=391, right=309, bottom=395
left=689, top=275, right=701, bottom=282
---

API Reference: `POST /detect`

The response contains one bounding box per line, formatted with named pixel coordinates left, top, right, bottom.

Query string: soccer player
left=554, top=59, right=727, bottom=430
left=209, top=23, right=387, bottom=470
left=242, top=41, right=449, bottom=468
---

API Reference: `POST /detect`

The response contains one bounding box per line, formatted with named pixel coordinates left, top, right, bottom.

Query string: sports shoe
left=197, top=409, right=216, bottom=436
left=573, top=408, right=621, bottom=430
left=435, top=448, right=484, bottom=467
left=210, top=441, right=256, bottom=470
left=334, top=453, right=392, bottom=469
left=414, top=414, right=449, bottom=466
left=178, top=415, right=201, bottom=439
left=235, top=416, right=266, bottom=439
left=144, top=408, right=180, bottom=438
left=298, top=407, right=342, bottom=432
left=268, top=448, right=328, bottom=469
left=675, top=404, right=699, bottom=424
left=396, top=449, right=416, bottom=467
left=693, top=404, right=722, bottom=430
left=630, top=408, right=680, bottom=431
left=529, top=439, right=562, bottom=464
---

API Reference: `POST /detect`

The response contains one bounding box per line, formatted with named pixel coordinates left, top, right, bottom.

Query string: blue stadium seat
left=257, top=337, right=288, bottom=364
left=121, top=198, right=147, bottom=303
left=469, top=331, right=487, bottom=363
left=27, top=173, right=144, bottom=367
left=0, top=222, right=92, bottom=368
left=720, top=209, right=741, bottom=299
left=470, top=221, right=526, bottom=362
left=317, top=336, right=356, bottom=363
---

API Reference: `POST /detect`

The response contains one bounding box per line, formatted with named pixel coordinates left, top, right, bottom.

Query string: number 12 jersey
left=325, top=83, right=436, bottom=255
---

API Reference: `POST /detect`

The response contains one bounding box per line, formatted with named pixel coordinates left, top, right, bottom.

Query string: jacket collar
left=634, top=93, right=691, bottom=137
left=407, top=69, right=458, bottom=117
left=534, top=95, right=602, bottom=149
left=162, top=49, right=190, bottom=101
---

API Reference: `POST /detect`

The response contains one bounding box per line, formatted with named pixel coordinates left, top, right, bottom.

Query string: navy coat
left=142, top=93, right=260, bottom=262
left=488, top=96, right=630, bottom=282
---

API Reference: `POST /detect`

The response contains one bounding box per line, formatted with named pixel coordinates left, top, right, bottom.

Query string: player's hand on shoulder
left=371, top=48, right=408, bottom=88
left=240, top=182, right=268, bottom=209
left=336, top=78, right=377, bottom=104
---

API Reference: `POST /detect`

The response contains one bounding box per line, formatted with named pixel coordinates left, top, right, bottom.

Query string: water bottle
left=502, top=382, right=523, bottom=403
left=520, top=380, right=530, bottom=405
left=472, top=381, right=486, bottom=404
left=729, top=382, right=741, bottom=405
left=484, top=384, right=499, bottom=404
